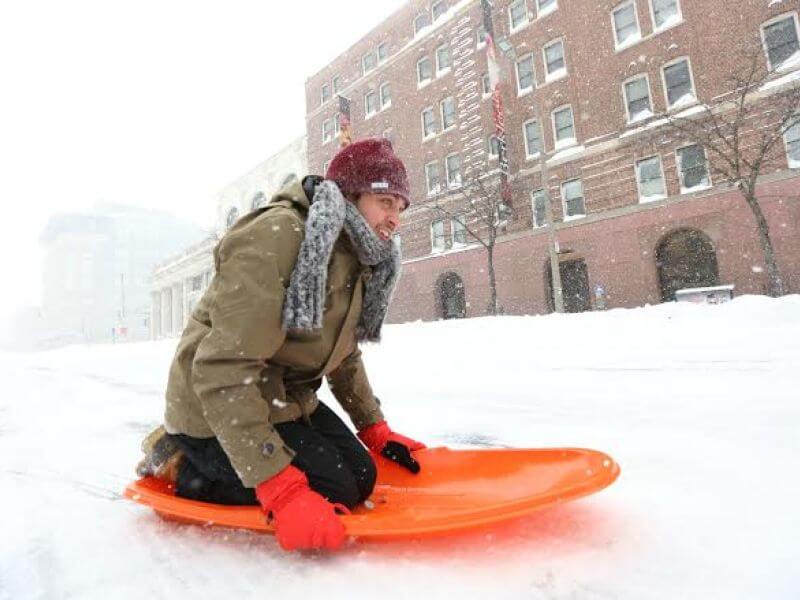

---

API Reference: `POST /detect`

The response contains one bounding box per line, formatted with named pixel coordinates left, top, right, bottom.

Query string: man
left=137, top=138, right=425, bottom=551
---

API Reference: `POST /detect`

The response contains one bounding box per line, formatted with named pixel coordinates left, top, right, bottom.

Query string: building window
left=414, top=13, right=431, bottom=35
left=440, top=96, right=456, bottom=130
left=422, top=106, right=437, bottom=138
left=477, top=26, right=488, bottom=48
left=515, top=54, right=535, bottom=94
left=481, top=73, right=492, bottom=96
left=552, top=106, right=576, bottom=147
left=650, top=0, right=681, bottom=31
left=333, top=76, right=342, bottom=94
left=761, top=13, right=800, bottom=71
left=431, top=219, right=447, bottom=252
left=487, top=135, right=501, bottom=156
left=524, top=119, right=542, bottom=157
left=785, top=115, right=800, bottom=168
left=543, top=39, right=566, bottom=81
left=321, top=83, right=331, bottom=105
left=417, top=56, right=433, bottom=85
left=433, top=0, right=448, bottom=21
left=624, top=75, right=653, bottom=123
left=662, top=58, right=696, bottom=109
left=322, top=119, right=334, bottom=144
left=377, top=42, right=388, bottom=63
left=446, top=154, right=462, bottom=188
left=364, top=90, right=378, bottom=117
left=561, top=179, right=586, bottom=219
left=612, top=1, right=641, bottom=49
left=635, top=156, right=667, bottom=202
left=537, top=0, right=557, bottom=17
left=676, top=145, right=711, bottom=193
left=452, top=215, right=468, bottom=245
left=436, top=44, right=451, bottom=74
left=251, top=191, right=267, bottom=210
left=380, top=82, right=391, bottom=109
left=509, top=0, right=529, bottom=32
left=362, top=51, right=377, bottom=74
left=226, top=207, right=240, bottom=229
left=531, top=189, right=547, bottom=228
left=426, top=162, right=441, bottom=195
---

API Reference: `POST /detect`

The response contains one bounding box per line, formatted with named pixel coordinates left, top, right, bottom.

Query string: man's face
left=355, top=193, right=407, bottom=241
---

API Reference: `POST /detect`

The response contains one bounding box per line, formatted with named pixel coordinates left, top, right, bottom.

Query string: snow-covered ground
left=1, top=296, right=799, bottom=599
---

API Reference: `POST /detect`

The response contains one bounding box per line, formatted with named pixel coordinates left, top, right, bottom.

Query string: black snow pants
left=172, top=402, right=377, bottom=510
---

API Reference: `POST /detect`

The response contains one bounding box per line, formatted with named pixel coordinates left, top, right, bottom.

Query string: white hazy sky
left=0, top=0, right=407, bottom=313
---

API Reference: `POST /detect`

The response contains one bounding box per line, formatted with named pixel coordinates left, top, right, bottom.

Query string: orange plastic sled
left=124, top=447, right=620, bottom=540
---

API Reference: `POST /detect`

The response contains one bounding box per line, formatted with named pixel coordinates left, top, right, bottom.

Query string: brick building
left=305, top=0, right=800, bottom=321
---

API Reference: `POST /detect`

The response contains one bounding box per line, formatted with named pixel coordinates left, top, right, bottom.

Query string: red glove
left=255, top=465, right=348, bottom=551
left=358, top=420, right=426, bottom=474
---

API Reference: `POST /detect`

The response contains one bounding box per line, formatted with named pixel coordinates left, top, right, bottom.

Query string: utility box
left=674, top=285, right=735, bottom=304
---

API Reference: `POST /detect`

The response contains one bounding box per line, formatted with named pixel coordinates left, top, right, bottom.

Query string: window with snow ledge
left=636, top=156, right=667, bottom=202
left=440, top=97, right=457, bottom=131
left=362, top=51, right=377, bottom=75
left=516, top=54, right=535, bottom=95
left=543, top=39, right=567, bottom=81
left=446, top=154, right=463, bottom=188
left=477, top=26, right=488, bottom=49
left=662, top=57, right=696, bottom=109
left=761, top=12, right=800, bottom=72
left=421, top=106, right=437, bottom=139
left=612, top=1, right=641, bottom=50
left=481, top=73, right=492, bottom=98
left=380, top=83, right=391, bottom=109
left=321, top=83, right=331, bottom=105
left=531, top=189, right=548, bottom=228
left=524, top=119, right=542, bottom=158
left=430, top=218, right=447, bottom=252
left=509, top=0, right=529, bottom=33
left=364, top=90, right=378, bottom=118
left=784, top=115, right=800, bottom=168
left=676, top=145, right=711, bottom=193
left=536, top=0, right=557, bottom=18
left=377, top=42, right=388, bottom=63
left=414, top=13, right=431, bottom=37
left=561, top=179, right=586, bottom=220
left=426, top=162, right=441, bottom=196
left=650, top=0, right=681, bottom=32
left=552, top=105, right=576, bottom=149
left=623, top=74, right=654, bottom=123
left=417, top=56, right=433, bottom=86
left=322, top=119, right=334, bottom=144
left=487, top=135, right=501, bottom=157
left=433, top=0, right=448, bottom=22
left=436, top=44, right=451, bottom=76
left=451, top=215, right=468, bottom=246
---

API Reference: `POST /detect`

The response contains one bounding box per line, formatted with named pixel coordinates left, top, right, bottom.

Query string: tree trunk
left=742, top=190, right=785, bottom=297
left=487, top=245, right=498, bottom=315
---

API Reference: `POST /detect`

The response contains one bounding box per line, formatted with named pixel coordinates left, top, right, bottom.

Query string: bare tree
left=664, top=39, right=800, bottom=297
left=428, top=170, right=511, bottom=316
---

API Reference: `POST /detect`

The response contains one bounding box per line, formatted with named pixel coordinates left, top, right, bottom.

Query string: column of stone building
left=161, top=287, right=172, bottom=338
left=150, top=291, right=162, bottom=339
left=171, top=281, right=184, bottom=336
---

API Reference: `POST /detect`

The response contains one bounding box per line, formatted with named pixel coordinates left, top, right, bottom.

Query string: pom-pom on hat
left=324, top=138, right=411, bottom=208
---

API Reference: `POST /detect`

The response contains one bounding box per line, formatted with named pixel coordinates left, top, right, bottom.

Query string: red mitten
left=255, top=465, right=347, bottom=551
left=358, top=421, right=426, bottom=473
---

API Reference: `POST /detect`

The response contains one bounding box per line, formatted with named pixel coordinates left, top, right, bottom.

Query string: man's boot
left=136, top=425, right=184, bottom=484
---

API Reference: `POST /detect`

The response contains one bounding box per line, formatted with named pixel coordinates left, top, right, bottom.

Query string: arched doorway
left=546, top=258, right=591, bottom=313
left=438, top=272, right=466, bottom=319
left=656, top=229, right=719, bottom=301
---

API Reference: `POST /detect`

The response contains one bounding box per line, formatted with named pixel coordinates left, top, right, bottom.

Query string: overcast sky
left=0, top=0, right=407, bottom=314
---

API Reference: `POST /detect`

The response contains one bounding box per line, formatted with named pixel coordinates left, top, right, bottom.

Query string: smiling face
left=355, top=192, right=407, bottom=241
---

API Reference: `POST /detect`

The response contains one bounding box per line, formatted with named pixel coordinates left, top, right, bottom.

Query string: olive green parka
left=163, top=179, right=385, bottom=488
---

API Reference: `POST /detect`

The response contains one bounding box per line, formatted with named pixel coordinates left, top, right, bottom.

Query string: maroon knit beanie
left=325, top=138, right=411, bottom=208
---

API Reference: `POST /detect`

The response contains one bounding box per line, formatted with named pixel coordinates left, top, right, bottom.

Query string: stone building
left=150, top=136, right=308, bottom=338
left=304, top=0, right=800, bottom=321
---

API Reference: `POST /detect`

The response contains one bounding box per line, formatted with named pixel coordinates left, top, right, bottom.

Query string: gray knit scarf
left=282, top=180, right=401, bottom=342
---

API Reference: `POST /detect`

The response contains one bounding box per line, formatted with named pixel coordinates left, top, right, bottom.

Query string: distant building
left=150, top=136, right=308, bottom=338
left=40, top=205, right=206, bottom=344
